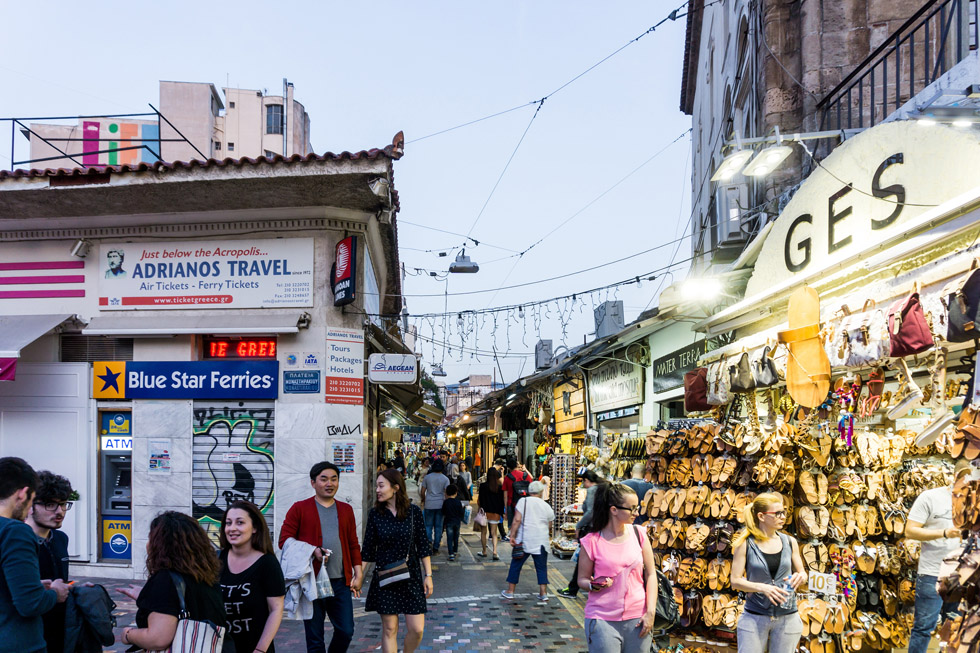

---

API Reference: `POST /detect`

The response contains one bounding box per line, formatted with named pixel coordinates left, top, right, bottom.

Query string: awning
left=0, top=314, right=74, bottom=357
left=82, top=312, right=308, bottom=336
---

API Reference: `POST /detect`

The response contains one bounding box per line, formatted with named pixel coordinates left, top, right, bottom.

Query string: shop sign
left=554, top=374, right=587, bottom=435
left=283, top=370, right=321, bottom=394
left=595, top=405, right=639, bottom=422
left=331, top=236, right=357, bottom=307
left=98, top=238, right=314, bottom=310
left=746, top=122, right=980, bottom=296
left=325, top=327, right=364, bottom=405
left=92, top=361, right=279, bottom=399
left=588, top=358, right=643, bottom=413
left=653, top=340, right=711, bottom=393
left=808, top=571, right=837, bottom=596
left=367, top=353, right=418, bottom=384
left=101, top=517, right=131, bottom=560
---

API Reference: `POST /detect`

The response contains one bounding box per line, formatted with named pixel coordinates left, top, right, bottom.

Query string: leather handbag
left=706, top=359, right=731, bottom=405
left=752, top=347, right=779, bottom=388
left=825, top=302, right=890, bottom=367
left=729, top=352, right=756, bottom=393
left=888, top=288, right=934, bottom=357
left=148, top=573, right=226, bottom=653
left=684, top=368, right=713, bottom=413
left=945, top=259, right=980, bottom=342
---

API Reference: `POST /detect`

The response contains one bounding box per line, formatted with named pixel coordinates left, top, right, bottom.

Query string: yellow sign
left=101, top=517, right=132, bottom=560
left=560, top=433, right=573, bottom=452
left=93, top=361, right=126, bottom=399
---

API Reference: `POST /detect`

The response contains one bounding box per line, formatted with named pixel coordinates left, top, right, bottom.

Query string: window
left=228, top=142, right=235, bottom=152
left=264, top=150, right=276, bottom=158
left=229, top=101, right=236, bottom=109
left=214, top=141, right=221, bottom=150
left=266, top=104, right=283, bottom=135
left=61, top=335, right=133, bottom=362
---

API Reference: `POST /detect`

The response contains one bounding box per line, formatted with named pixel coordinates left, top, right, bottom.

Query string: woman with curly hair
left=117, top=511, right=234, bottom=652
left=219, top=501, right=285, bottom=653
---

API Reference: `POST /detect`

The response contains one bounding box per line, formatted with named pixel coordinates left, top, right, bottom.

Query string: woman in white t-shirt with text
left=501, top=481, right=555, bottom=601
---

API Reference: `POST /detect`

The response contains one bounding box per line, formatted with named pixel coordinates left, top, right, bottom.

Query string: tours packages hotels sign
left=588, top=356, right=644, bottom=413
left=98, top=238, right=314, bottom=310
left=93, top=361, right=279, bottom=399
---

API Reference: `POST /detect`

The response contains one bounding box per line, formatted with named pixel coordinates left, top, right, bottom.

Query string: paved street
left=78, top=484, right=588, bottom=652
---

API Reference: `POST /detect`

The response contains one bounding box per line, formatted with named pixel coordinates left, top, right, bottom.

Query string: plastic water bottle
left=779, top=579, right=794, bottom=609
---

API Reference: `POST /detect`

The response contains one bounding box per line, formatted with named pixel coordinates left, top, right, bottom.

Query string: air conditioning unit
left=594, top=301, right=625, bottom=339
left=535, top=340, right=553, bottom=370
left=714, top=183, right=749, bottom=246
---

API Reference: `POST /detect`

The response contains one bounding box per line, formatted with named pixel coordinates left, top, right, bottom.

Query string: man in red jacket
left=279, top=461, right=363, bottom=653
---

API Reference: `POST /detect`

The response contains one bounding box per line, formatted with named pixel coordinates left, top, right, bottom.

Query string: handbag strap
left=167, top=571, right=190, bottom=619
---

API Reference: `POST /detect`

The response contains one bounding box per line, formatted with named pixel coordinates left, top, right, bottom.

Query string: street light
left=449, top=249, right=479, bottom=273
left=711, top=130, right=752, bottom=182
left=742, top=127, right=793, bottom=177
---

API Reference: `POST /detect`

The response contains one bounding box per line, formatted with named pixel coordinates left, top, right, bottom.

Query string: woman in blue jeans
left=730, top=493, right=807, bottom=653
left=501, top=481, right=555, bottom=601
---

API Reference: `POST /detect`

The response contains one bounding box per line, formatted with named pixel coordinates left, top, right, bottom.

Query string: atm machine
left=99, top=411, right=132, bottom=561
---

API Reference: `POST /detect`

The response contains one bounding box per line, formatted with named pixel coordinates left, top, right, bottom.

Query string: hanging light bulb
left=518, top=305, right=525, bottom=318
left=457, top=313, right=464, bottom=326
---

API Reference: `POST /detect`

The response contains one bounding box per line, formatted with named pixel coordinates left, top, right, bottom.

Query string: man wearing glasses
left=26, top=471, right=75, bottom=653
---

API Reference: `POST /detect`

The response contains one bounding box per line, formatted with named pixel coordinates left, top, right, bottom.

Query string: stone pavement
left=77, top=482, right=588, bottom=651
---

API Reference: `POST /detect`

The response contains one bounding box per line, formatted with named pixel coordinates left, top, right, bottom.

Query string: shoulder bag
left=706, top=359, right=731, bottom=405
left=729, top=352, right=756, bottom=393
left=752, top=346, right=779, bottom=388
left=684, top=368, right=712, bottom=413
left=511, top=499, right=526, bottom=559
left=945, top=258, right=980, bottom=342
left=377, top=508, right=414, bottom=588
left=632, top=526, right=680, bottom=632
left=148, top=572, right=226, bottom=653
left=888, top=286, right=934, bottom=357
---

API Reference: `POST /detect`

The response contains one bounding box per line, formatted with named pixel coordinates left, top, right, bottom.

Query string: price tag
left=808, top=572, right=837, bottom=595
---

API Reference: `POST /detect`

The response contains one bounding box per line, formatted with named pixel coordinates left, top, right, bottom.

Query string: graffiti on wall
left=192, top=403, right=274, bottom=543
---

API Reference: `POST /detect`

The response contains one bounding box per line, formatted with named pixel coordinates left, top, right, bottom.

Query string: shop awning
left=0, top=314, right=74, bottom=357
left=82, top=312, right=309, bottom=336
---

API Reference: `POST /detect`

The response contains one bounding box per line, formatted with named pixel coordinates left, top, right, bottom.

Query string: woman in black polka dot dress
left=363, top=468, right=433, bottom=653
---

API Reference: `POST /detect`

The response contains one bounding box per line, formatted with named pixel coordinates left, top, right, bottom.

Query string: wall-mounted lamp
left=912, top=106, right=980, bottom=127
left=742, top=127, right=793, bottom=177
left=70, top=239, right=91, bottom=258
left=711, top=131, right=752, bottom=182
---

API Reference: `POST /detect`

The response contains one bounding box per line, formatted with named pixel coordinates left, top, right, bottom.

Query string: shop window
left=191, top=401, right=275, bottom=545
left=61, top=335, right=133, bottom=363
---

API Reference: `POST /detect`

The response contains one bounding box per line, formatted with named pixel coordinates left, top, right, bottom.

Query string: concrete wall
left=159, top=81, right=219, bottom=162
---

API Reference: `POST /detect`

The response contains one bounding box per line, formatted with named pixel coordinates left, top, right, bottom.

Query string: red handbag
left=684, top=367, right=713, bottom=413
left=888, top=289, right=934, bottom=357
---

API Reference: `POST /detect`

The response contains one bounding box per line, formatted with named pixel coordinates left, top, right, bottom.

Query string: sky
left=0, top=1, right=695, bottom=385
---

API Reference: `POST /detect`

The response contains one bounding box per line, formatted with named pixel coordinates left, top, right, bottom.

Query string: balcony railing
left=818, top=0, right=978, bottom=131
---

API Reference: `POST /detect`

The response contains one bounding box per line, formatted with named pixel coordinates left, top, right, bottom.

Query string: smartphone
left=591, top=576, right=611, bottom=589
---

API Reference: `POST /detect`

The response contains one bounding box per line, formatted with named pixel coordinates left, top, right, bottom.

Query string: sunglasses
left=762, top=510, right=787, bottom=518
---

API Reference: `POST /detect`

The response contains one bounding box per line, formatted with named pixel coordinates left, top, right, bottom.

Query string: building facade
left=0, top=134, right=404, bottom=578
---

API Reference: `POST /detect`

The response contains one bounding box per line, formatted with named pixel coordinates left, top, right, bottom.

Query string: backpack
left=507, top=471, right=531, bottom=505
left=633, top=526, right=680, bottom=633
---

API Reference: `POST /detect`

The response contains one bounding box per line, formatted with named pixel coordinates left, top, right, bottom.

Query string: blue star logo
left=97, top=368, right=122, bottom=393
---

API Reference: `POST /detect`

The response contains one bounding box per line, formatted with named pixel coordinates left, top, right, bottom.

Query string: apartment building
left=23, top=80, right=312, bottom=168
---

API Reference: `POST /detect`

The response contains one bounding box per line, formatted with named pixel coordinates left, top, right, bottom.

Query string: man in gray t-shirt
left=316, top=502, right=345, bottom=580
left=420, top=461, right=451, bottom=553
left=906, top=459, right=970, bottom=653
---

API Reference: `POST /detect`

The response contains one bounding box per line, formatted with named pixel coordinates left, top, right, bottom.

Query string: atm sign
left=101, top=437, right=133, bottom=451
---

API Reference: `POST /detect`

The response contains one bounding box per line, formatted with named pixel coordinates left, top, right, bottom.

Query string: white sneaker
left=500, top=590, right=514, bottom=599
left=915, top=407, right=955, bottom=447
left=536, top=594, right=549, bottom=602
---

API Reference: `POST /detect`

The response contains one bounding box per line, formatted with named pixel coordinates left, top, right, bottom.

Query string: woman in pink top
left=576, top=483, right=659, bottom=653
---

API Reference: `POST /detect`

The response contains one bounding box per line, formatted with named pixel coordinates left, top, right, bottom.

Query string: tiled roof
left=0, top=131, right=404, bottom=180
left=679, top=0, right=704, bottom=116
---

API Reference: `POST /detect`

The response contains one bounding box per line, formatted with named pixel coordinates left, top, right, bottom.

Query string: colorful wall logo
left=83, top=120, right=160, bottom=166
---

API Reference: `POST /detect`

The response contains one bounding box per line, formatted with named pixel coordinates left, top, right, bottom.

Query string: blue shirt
left=0, top=517, right=58, bottom=653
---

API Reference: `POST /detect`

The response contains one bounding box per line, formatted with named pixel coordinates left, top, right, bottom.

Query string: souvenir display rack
left=550, top=453, right=581, bottom=557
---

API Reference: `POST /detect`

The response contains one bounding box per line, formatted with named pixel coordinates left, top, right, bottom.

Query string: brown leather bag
left=888, top=289, right=934, bottom=357
left=684, top=368, right=712, bottom=413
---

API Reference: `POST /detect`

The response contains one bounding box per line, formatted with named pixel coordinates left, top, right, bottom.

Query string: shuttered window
left=61, top=335, right=134, bottom=363
left=192, top=401, right=275, bottom=544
